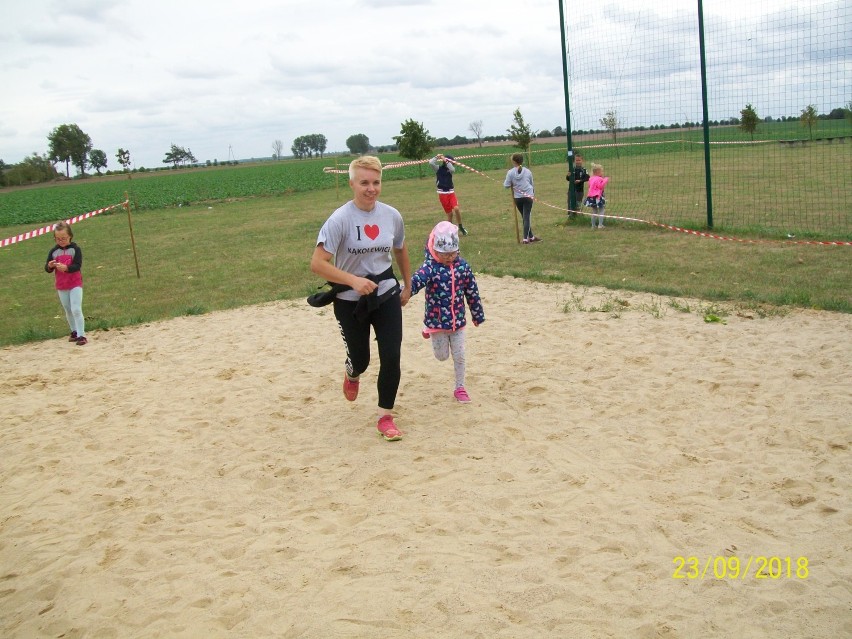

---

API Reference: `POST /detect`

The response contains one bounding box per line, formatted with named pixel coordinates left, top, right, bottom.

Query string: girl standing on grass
left=410, top=221, right=485, bottom=403
left=45, top=221, right=86, bottom=345
left=585, top=163, right=610, bottom=229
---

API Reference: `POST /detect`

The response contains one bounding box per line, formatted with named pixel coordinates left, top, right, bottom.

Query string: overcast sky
left=1, top=0, right=847, bottom=170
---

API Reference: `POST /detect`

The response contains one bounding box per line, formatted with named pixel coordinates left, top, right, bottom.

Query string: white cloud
left=0, top=0, right=847, bottom=170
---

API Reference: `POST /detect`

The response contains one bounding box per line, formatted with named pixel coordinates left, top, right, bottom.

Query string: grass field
left=3, top=119, right=851, bottom=234
left=2, top=156, right=850, bottom=346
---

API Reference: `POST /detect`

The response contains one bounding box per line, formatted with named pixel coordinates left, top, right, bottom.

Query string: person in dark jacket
left=428, top=154, right=468, bottom=235
left=567, top=153, right=589, bottom=218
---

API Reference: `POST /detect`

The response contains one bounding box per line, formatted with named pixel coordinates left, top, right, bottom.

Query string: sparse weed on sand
left=560, top=292, right=792, bottom=323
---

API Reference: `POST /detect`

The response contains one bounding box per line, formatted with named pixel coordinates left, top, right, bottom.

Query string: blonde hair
left=349, top=155, right=383, bottom=180
left=591, top=163, right=603, bottom=174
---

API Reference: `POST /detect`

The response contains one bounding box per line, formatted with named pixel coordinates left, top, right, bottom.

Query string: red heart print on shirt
left=364, top=224, right=379, bottom=240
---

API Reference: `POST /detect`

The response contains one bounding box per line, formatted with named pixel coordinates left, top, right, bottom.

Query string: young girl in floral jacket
left=410, top=221, right=485, bottom=403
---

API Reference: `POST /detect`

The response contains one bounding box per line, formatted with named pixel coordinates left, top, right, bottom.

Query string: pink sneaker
left=377, top=415, right=402, bottom=441
left=343, top=375, right=359, bottom=401
left=453, top=387, right=471, bottom=403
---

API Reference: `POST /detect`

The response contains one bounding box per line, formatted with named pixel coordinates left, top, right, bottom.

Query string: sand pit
left=1, top=275, right=850, bottom=638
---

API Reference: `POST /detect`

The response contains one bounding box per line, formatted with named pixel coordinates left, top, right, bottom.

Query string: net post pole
left=697, top=0, right=714, bottom=228
left=558, top=0, right=577, bottom=215
left=124, top=190, right=141, bottom=279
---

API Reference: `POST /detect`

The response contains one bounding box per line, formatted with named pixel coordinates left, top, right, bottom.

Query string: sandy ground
left=1, top=275, right=850, bottom=638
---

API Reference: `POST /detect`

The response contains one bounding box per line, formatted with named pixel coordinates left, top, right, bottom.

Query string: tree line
left=0, top=122, right=243, bottom=186
left=738, top=102, right=852, bottom=141
left=289, top=134, right=327, bottom=159
left=3, top=102, right=851, bottom=188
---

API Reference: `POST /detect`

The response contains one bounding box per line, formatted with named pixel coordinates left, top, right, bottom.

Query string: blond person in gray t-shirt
left=311, top=156, right=412, bottom=441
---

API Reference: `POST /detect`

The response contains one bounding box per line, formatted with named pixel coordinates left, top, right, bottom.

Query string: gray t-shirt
left=316, top=200, right=405, bottom=302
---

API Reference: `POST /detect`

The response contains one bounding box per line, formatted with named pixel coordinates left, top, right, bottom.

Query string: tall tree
left=163, top=144, right=192, bottom=168
left=468, top=120, right=484, bottom=147
left=346, top=133, right=370, bottom=155
left=272, top=139, right=284, bottom=160
left=3, top=153, right=59, bottom=186
left=291, top=136, right=310, bottom=159
left=89, top=149, right=107, bottom=175
left=116, top=148, right=132, bottom=172
left=739, top=104, right=759, bottom=140
left=507, top=108, right=534, bottom=164
left=800, top=104, right=818, bottom=140
left=394, top=120, right=434, bottom=177
left=48, top=123, right=92, bottom=177
left=599, top=110, right=620, bottom=157
left=289, top=134, right=327, bottom=159
left=307, top=133, right=327, bottom=158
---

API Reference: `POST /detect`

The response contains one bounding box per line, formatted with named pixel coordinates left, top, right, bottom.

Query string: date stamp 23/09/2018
left=672, top=556, right=809, bottom=580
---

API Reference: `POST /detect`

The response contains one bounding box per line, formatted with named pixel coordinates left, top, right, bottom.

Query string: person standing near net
left=567, top=153, right=589, bottom=219
left=310, top=155, right=412, bottom=441
left=45, top=221, right=87, bottom=345
left=504, top=153, right=540, bottom=244
left=584, top=163, right=610, bottom=229
left=428, top=153, right=467, bottom=236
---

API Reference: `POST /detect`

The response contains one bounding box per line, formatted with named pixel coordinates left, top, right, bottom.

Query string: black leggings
left=514, top=197, right=534, bottom=239
left=334, top=296, right=403, bottom=410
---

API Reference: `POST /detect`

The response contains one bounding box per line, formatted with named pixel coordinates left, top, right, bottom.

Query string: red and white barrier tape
left=323, top=139, right=776, bottom=175
left=564, top=210, right=852, bottom=246
left=1, top=200, right=129, bottom=248
left=327, top=154, right=851, bottom=247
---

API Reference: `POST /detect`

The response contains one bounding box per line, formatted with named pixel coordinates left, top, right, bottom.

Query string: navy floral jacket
left=410, top=253, right=485, bottom=331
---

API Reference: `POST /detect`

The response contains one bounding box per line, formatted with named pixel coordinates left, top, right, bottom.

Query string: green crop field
left=2, top=124, right=850, bottom=346
left=2, top=119, right=850, bottom=236
left=2, top=165, right=850, bottom=346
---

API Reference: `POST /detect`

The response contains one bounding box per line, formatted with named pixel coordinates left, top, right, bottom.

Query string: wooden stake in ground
left=510, top=195, right=521, bottom=243
left=124, top=191, right=141, bottom=278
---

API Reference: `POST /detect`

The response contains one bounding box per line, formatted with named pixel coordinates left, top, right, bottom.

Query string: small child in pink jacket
left=584, top=163, right=610, bottom=229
